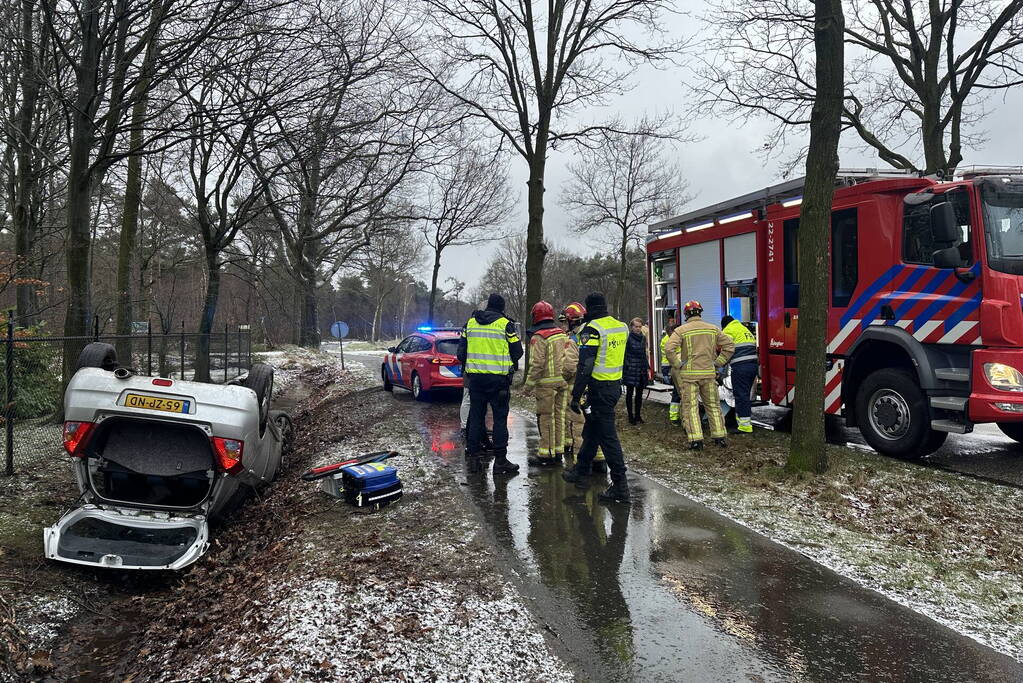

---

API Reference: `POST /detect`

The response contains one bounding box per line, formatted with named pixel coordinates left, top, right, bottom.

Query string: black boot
left=713, top=437, right=728, bottom=448
left=626, top=404, right=635, bottom=425
left=527, top=455, right=559, bottom=467
left=492, top=452, right=519, bottom=474
left=561, top=464, right=590, bottom=490
left=689, top=441, right=703, bottom=451
left=564, top=444, right=574, bottom=458
left=599, top=476, right=631, bottom=504
left=481, top=430, right=496, bottom=452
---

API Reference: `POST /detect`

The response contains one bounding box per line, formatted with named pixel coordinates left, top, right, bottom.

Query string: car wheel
left=382, top=365, right=393, bottom=392
left=855, top=368, right=946, bottom=458
left=412, top=372, right=428, bottom=401
left=76, top=342, right=118, bottom=372
left=243, top=363, right=274, bottom=436
left=271, top=411, right=294, bottom=479
left=997, top=422, right=1023, bottom=444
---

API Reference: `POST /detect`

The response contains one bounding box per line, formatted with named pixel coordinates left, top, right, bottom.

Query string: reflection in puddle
left=410, top=400, right=1022, bottom=683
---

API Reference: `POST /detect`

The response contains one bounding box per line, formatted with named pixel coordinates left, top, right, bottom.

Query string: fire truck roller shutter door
left=724, top=233, right=757, bottom=282
left=679, top=241, right=722, bottom=328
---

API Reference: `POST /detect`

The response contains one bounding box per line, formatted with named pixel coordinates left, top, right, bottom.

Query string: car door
left=388, top=337, right=414, bottom=387
left=400, top=336, right=429, bottom=385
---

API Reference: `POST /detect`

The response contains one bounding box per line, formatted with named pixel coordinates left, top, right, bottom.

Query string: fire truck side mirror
left=932, top=247, right=962, bottom=269
left=930, top=201, right=959, bottom=246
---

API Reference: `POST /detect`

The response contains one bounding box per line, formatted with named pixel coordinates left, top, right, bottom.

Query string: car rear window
left=435, top=339, right=460, bottom=357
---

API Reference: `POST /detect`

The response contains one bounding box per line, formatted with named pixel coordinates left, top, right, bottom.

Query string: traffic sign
left=330, top=321, right=349, bottom=339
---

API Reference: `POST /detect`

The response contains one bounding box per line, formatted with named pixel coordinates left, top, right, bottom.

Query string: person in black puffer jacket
left=622, top=317, right=649, bottom=425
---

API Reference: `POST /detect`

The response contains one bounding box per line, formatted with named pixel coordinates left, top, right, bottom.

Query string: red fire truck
left=646, top=168, right=1023, bottom=457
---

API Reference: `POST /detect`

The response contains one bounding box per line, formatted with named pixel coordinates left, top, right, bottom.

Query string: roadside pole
left=4, top=310, right=13, bottom=475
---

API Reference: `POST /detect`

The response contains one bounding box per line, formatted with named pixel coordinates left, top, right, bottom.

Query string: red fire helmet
left=531, top=300, right=555, bottom=324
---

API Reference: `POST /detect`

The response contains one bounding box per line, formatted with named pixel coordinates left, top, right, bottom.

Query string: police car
left=381, top=327, right=463, bottom=400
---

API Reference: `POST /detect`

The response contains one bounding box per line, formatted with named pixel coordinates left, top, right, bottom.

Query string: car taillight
left=63, top=421, right=95, bottom=457
left=211, top=437, right=244, bottom=474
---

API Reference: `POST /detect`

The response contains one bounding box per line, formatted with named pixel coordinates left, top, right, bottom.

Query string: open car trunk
left=44, top=505, right=208, bottom=570
left=85, top=418, right=216, bottom=508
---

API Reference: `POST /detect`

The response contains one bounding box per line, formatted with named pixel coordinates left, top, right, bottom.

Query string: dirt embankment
left=37, top=355, right=567, bottom=681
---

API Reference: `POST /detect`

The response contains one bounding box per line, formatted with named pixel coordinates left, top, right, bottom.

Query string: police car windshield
left=982, top=179, right=1023, bottom=274
left=435, top=339, right=460, bottom=357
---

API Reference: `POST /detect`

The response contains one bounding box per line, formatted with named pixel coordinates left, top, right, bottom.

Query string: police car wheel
left=382, top=365, right=393, bottom=392
left=412, top=373, right=428, bottom=401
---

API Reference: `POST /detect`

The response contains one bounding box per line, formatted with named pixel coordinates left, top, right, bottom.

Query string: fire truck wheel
left=856, top=368, right=946, bottom=458
left=997, top=422, right=1023, bottom=443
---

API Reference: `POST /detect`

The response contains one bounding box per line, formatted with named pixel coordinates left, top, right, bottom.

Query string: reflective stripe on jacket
left=465, top=316, right=516, bottom=374
left=664, top=315, right=735, bottom=379
left=722, top=320, right=757, bottom=365
left=582, top=316, right=628, bottom=381
left=526, top=327, right=577, bottom=387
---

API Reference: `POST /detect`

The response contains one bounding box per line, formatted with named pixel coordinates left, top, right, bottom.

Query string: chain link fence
left=1, top=322, right=252, bottom=475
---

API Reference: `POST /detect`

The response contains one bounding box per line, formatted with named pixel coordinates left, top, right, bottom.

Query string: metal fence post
left=5, top=310, right=14, bottom=475
left=237, top=326, right=242, bottom=372
left=224, top=323, right=229, bottom=383
left=180, top=322, right=186, bottom=380
left=147, top=321, right=153, bottom=376
left=93, top=314, right=99, bottom=342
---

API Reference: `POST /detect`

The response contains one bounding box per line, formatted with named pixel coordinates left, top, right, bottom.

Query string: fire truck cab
left=646, top=168, right=1023, bottom=457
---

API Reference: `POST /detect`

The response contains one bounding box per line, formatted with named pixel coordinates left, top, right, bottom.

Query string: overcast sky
left=432, top=4, right=1023, bottom=296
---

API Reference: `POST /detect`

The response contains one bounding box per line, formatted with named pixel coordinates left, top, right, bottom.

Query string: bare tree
left=352, top=225, right=424, bottom=341
left=561, top=128, right=689, bottom=316
left=256, top=0, right=450, bottom=348
left=416, top=0, right=684, bottom=315
left=421, top=140, right=511, bottom=325
left=474, top=235, right=529, bottom=324
left=698, top=0, right=1023, bottom=175
left=787, top=0, right=845, bottom=474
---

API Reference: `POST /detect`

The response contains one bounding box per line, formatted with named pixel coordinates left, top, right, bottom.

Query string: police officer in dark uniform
left=561, top=292, right=631, bottom=503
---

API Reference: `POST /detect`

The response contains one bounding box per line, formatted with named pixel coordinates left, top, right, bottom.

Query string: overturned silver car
left=44, top=343, right=290, bottom=570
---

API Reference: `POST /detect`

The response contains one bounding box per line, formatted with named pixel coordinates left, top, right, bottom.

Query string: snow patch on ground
left=634, top=463, right=1023, bottom=662
left=183, top=577, right=572, bottom=682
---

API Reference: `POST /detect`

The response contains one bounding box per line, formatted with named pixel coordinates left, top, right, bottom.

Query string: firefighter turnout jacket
left=525, top=322, right=578, bottom=388
left=722, top=319, right=757, bottom=366
left=664, top=315, right=735, bottom=379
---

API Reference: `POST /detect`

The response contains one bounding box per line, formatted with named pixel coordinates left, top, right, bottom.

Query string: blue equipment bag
left=340, top=463, right=402, bottom=508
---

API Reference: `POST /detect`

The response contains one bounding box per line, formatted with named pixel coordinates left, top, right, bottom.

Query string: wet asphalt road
left=342, top=350, right=1023, bottom=682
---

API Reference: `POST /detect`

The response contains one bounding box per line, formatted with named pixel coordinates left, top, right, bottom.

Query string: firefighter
left=457, top=293, right=522, bottom=474
left=721, top=315, right=758, bottom=434
left=659, top=320, right=681, bottom=424
left=664, top=301, right=735, bottom=450
left=561, top=302, right=607, bottom=473
left=461, top=300, right=495, bottom=451
left=524, top=301, right=578, bottom=466
left=561, top=292, right=631, bottom=503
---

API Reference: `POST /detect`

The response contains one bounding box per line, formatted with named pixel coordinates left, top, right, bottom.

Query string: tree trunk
left=114, top=103, right=148, bottom=362
left=14, top=0, right=39, bottom=327
left=371, top=298, right=383, bottom=342
left=428, top=247, right=442, bottom=325
left=299, top=274, right=319, bottom=348
left=194, top=251, right=221, bottom=382
left=62, top=0, right=101, bottom=387
left=921, top=108, right=949, bottom=176
left=114, top=28, right=159, bottom=362
left=524, top=151, right=548, bottom=312
left=617, top=229, right=628, bottom=318
left=786, top=0, right=844, bottom=474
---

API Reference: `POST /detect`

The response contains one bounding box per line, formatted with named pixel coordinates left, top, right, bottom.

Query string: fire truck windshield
left=981, top=179, right=1023, bottom=275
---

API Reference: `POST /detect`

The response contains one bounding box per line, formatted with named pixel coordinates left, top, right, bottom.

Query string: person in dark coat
left=622, top=317, right=649, bottom=425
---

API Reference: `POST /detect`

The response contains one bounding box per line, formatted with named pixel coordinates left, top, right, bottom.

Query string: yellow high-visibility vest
left=583, top=316, right=628, bottom=381
left=464, top=317, right=516, bottom=374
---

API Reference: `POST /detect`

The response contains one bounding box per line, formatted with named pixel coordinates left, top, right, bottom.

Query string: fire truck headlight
left=984, top=363, right=1023, bottom=392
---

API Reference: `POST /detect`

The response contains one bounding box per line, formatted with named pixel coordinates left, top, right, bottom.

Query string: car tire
left=855, top=368, right=946, bottom=458
left=271, top=411, right=294, bottom=479
left=76, top=342, right=118, bottom=372
left=997, top=422, right=1023, bottom=444
left=382, top=365, right=393, bottom=392
left=412, top=372, right=428, bottom=401
left=242, top=363, right=274, bottom=436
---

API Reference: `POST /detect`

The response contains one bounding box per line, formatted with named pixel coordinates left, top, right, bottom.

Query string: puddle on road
left=407, top=396, right=1023, bottom=683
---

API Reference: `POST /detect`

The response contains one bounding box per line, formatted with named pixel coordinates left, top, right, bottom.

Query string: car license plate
left=124, top=393, right=190, bottom=414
